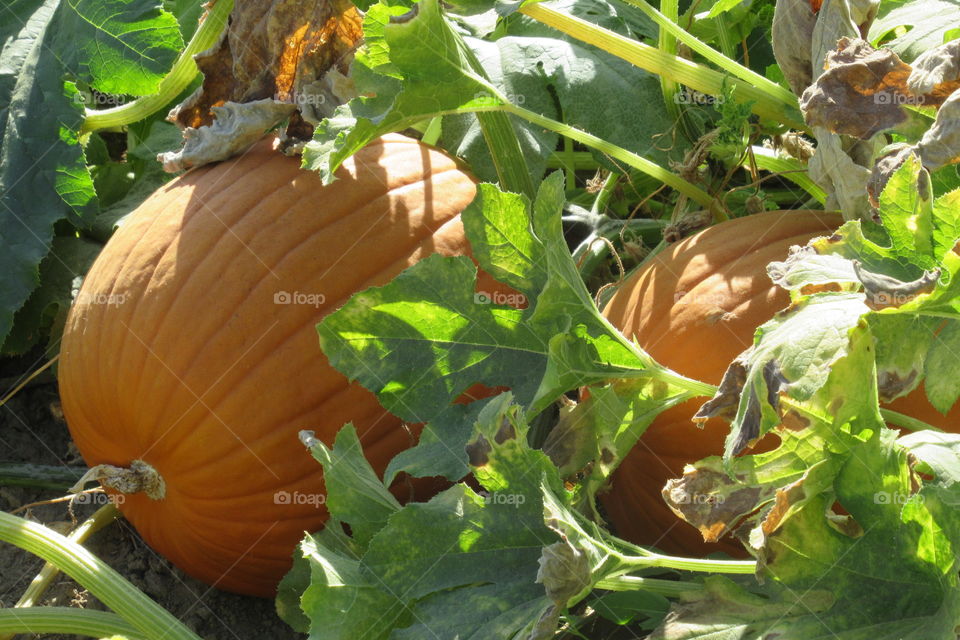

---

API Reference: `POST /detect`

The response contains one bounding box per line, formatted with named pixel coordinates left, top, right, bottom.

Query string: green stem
left=749, top=146, right=826, bottom=203
left=594, top=575, right=704, bottom=596
left=500, top=102, right=717, bottom=211
left=0, top=511, right=202, bottom=640
left=620, top=552, right=755, bottom=574
left=712, top=13, right=737, bottom=60
left=421, top=116, right=443, bottom=145
left=0, top=463, right=87, bottom=490
left=519, top=2, right=804, bottom=131
left=458, top=38, right=536, bottom=198
left=0, top=608, right=144, bottom=639
left=80, top=0, right=234, bottom=134
left=6, top=505, right=120, bottom=620
left=657, top=0, right=693, bottom=143
left=590, top=171, right=619, bottom=215
left=616, top=0, right=796, bottom=107
left=880, top=408, right=942, bottom=432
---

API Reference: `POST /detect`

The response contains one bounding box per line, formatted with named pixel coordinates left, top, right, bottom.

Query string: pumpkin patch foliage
left=5, top=0, right=960, bottom=636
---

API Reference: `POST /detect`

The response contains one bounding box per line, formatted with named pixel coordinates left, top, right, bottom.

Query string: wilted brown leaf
left=173, top=0, right=363, bottom=136
left=908, top=39, right=960, bottom=102
left=800, top=38, right=915, bottom=139
left=662, top=459, right=766, bottom=543
left=772, top=0, right=819, bottom=95
left=917, top=89, right=960, bottom=170
left=866, top=142, right=914, bottom=208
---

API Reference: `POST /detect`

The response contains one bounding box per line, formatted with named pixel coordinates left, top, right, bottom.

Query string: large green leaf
left=57, top=0, right=183, bottom=96
left=0, top=0, right=95, bottom=347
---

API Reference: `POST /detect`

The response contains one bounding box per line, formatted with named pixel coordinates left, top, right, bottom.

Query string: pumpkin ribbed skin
left=59, top=134, right=490, bottom=596
left=600, top=210, right=960, bottom=556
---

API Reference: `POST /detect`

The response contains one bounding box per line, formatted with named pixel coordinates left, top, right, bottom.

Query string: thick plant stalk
left=0, top=510, right=202, bottom=640
left=0, top=608, right=144, bottom=639
left=1, top=503, right=121, bottom=640
left=518, top=3, right=805, bottom=131
left=0, top=463, right=87, bottom=490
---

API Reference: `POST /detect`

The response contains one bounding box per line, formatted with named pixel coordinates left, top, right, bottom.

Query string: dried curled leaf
left=807, top=129, right=878, bottom=220
left=535, top=540, right=591, bottom=606
left=866, top=143, right=914, bottom=209
left=800, top=38, right=914, bottom=139
left=771, top=0, right=818, bottom=95
left=159, top=0, right=363, bottom=169
left=917, top=89, right=960, bottom=171
left=158, top=100, right=296, bottom=172
left=852, top=260, right=940, bottom=310
left=174, top=0, right=362, bottom=133
left=694, top=358, right=749, bottom=425
left=662, top=462, right=764, bottom=544
left=907, top=39, right=960, bottom=100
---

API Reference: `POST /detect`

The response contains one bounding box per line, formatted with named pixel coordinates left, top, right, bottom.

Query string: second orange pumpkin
left=600, top=210, right=960, bottom=556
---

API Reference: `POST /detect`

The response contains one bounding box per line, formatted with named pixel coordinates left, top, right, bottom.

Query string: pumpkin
left=600, top=210, right=960, bottom=556
left=58, top=134, right=501, bottom=597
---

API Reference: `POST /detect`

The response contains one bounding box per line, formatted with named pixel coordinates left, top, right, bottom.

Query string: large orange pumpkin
left=58, top=134, right=498, bottom=596
left=600, top=210, right=960, bottom=556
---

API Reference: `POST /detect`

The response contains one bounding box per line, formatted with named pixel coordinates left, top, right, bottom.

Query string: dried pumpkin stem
left=70, top=459, right=166, bottom=500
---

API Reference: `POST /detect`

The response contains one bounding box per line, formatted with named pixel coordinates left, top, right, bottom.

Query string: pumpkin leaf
left=0, top=0, right=182, bottom=349
left=54, top=0, right=183, bottom=97
left=300, top=426, right=401, bottom=548
left=543, top=376, right=690, bottom=517
left=868, top=0, right=960, bottom=62
left=1, top=235, right=102, bottom=355
left=319, top=172, right=647, bottom=426
left=290, top=394, right=564, bottom=639
left=0, top=0, right=96, bottom=348
left=304, top=0, right=677, bottom=184
left=704, top=292, right=869, bottom=457
left=657, top=329, right=960, bottom=638
left=898, top=430, right=960, bottom=486
left=923, top=319, right=960, bottom=414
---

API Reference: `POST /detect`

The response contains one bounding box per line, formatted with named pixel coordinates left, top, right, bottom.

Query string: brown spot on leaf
left=853, top=261, right=940, bottom=310
left=877, top=369, right=918, bottom=402
left=494, top=417, right=516, bottom=444
left=466, top=435, right=492, bottom=467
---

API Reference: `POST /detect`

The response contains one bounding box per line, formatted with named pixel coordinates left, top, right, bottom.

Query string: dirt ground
left=0, top=374, right=297, bottom=639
